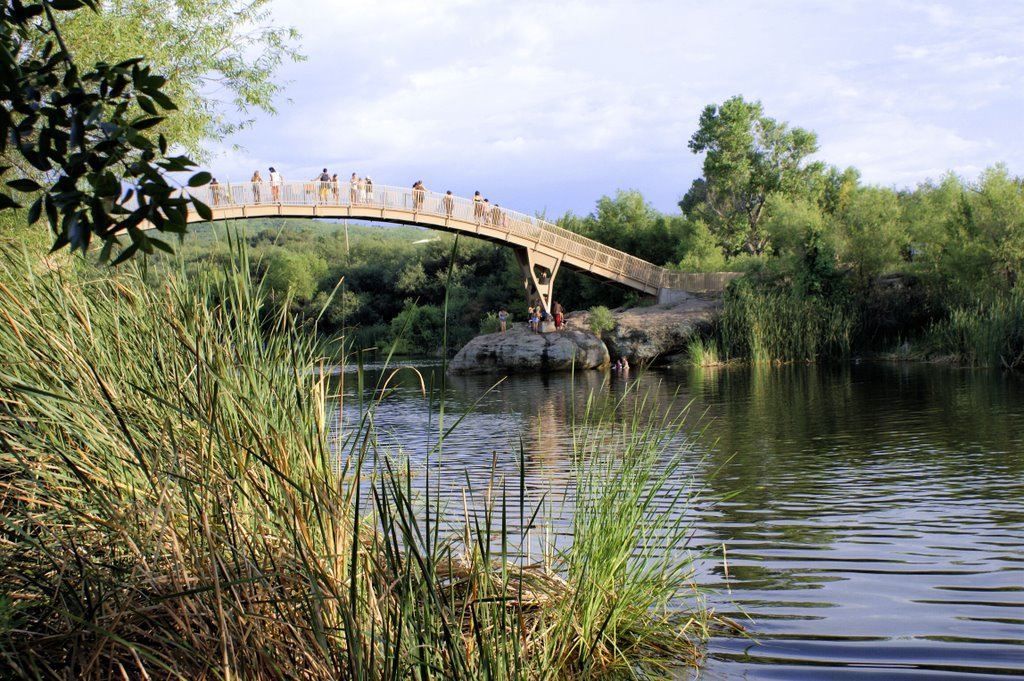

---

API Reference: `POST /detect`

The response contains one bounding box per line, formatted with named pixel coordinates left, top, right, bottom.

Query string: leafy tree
left=812, top=165, right=861, bottom=216
left=675, top=218, right=728, bottom=272
left=964, top=165, right=1024, bottom=292
left=681, top=96, right=819, bottom=257
left=390, top=302, right=446, bottom=356
left=1, top=0, right=214, bottom=261
left=1, top=0, right=301, bottom=260
left=831, top=186, right=906, bottom=288
left=56, top=0, right=303, bottom=154
left=262, top=250, right=326, bottom=302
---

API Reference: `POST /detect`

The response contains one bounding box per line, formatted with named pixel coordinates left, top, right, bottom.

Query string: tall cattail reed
left=926, top=287, right=1024, bottom=369
left=0, top=241, right=721, bottom=680
left=720, top=281, right=854, bottom=364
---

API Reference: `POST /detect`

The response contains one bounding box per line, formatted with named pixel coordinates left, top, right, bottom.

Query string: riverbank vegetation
left=671, top=97, right=1024, bottom=368
left=0, top=246, right=721, bottom=679
left=160, top=148, right=1024, bottom=370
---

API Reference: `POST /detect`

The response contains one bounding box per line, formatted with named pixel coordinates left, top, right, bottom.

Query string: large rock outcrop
left=449, top=325, right=609, bottom=374
left=566, top=295, right=721, bottom=363
left=450, top=296, right=723, bottom=374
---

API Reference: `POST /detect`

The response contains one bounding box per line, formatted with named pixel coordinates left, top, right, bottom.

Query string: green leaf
left=188, top=171, right=212, bottom=187
left=147, top=89, right=178, bottom=111
left=6, top=178, right=42, bottom=193
left=48, top=0, right=88, bottom=10
left=27, top=197, right=43, bottom=225
left=110, top=242, right=140, bottom=266
left=149, top=237, right=175, bottom=255
left=99, top=237, right=116, bottom=263
left=192, top=199, right=212, bottom=221
left=136, top=95, right=158, bottom=116
left=44, top=195, right=58, bottom=229
left=131, top=116, right=164, bottom=130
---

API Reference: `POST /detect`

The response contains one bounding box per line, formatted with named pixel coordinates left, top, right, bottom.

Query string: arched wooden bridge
left=187, top=180, right=738, bottom=314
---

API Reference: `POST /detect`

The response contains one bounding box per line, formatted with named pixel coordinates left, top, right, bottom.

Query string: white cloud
left=209, top=0, right=1024, bottom=215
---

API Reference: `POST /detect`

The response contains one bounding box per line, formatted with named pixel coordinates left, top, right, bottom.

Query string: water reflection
left=329, top=361, right=1024, bottom=679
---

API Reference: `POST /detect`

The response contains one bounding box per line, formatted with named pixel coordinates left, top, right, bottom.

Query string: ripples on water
left=329, top=362, right=1024, bottom=679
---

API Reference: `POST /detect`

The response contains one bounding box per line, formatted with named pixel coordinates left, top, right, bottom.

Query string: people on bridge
left=412, top=181, right=426, bottom=210
left=443, top=190, right=454, bottom=217
left=251, top=170, right=263, bottom=202
left=357, top=176, right=366, bottom=204
left=331, top=174, right=340, bottom=203
left=210, top=177, right=221, bottom=206
left=318, top=168, right=331, bottom=203
left=481, top=198, right=490, bottom=224
left=365, top=177, right=374, bottom=204
left=349, top=173, right=358, bottom=204
left=269, top=167, right=282, bottom=202
left=473, top=191, right=483, bottom=222
left=490, top=203, right=505, bottom=228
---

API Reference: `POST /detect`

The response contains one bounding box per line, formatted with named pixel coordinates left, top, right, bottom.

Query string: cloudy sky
left=209, top=0, right=1024, bottom=218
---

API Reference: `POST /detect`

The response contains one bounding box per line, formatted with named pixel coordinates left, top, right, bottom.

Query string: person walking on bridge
left=443, top=190, right=454, bottom=217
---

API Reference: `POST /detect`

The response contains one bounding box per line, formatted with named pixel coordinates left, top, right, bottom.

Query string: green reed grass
left=720, top=282, right=854, bottom=364
left=685, top=338, right=721, bottom=367
left=926, top=288, right=1024, bottom=369
left=0, top=242, right=718, bottom=679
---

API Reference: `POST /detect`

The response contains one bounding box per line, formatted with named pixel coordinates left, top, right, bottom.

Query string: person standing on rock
left=553, top=301, right=564, bottom=329
left=498, top=308, right=508, bottom=333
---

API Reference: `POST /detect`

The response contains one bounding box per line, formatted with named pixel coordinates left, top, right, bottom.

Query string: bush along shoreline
left=686, top=273, right=1024, bottom=371
left=0, top=244, right=728, bottom=680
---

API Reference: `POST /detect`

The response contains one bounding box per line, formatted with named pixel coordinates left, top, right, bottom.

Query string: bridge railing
left=186, top=181, right=737, bottom=294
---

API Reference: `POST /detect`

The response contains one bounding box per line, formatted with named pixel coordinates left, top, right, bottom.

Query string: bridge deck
left=187, top=181, right=737, bottom=296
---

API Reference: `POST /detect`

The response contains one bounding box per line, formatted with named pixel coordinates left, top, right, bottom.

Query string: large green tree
left=681, top=95, right=820, bottom=257
left=58, top=0, right=303, bottom=155
left=1, top=0, right=300, bottom=260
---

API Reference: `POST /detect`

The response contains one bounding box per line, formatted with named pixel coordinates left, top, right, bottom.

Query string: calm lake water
left=330, top=361, right=1024, bottom=679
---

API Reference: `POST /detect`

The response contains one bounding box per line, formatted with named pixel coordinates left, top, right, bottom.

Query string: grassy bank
left=687, top=279, right=854, bottom=366
left=925, top=288, right=1024, bottom=369
left=0, top=245, right=719, bottom=679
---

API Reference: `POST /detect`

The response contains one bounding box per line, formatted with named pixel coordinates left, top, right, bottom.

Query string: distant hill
left=179, top=218, right=433, bottom=247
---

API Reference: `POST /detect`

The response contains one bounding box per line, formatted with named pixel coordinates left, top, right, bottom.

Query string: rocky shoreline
left=449, top=295, right=721, bottom=374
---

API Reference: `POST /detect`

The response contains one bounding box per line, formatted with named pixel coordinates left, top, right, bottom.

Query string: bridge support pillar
left=514, top=248, right=562, bottom=318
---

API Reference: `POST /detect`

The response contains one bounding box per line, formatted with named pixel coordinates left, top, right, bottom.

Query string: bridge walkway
left=187, top=181, right=738, bottom=314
